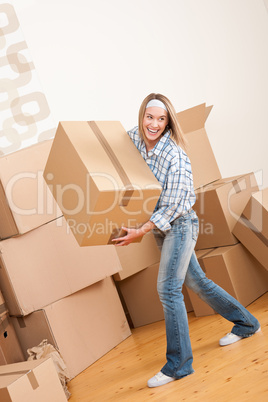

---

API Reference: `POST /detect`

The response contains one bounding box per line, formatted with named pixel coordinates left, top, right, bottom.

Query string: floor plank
left=68, top=292, right=268, bottom=401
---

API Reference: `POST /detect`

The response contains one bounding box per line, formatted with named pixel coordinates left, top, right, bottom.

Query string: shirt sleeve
left=149, top=163, right=193, bottom=231
left=127, top=126, right=139, bottom=144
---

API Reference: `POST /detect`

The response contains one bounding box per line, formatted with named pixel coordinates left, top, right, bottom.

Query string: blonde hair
left=138, top=93, right=186, bottom=150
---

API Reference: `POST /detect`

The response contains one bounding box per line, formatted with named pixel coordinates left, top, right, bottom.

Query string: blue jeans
left=153, top=209, right=260, bottom=379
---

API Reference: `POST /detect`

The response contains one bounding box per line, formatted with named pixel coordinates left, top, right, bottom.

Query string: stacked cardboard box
left=176, top=106, right=268, bottom=316
left=116, top=263, right=193, bottom=328
left=0, top=137, right=138, bottom=379
left=193, top=173, right=259, bottom=249
left=0, top=357, right=67, bottom=401
left=0, top=140, right=61, bottom=240
left=10, top=278, right=131, bottom=380
left=233, top=188, right=268, bottom=272
left=0, top=216, right=124, bottom=316
left=0, top=292, right=24, bottom=365
left=113, top=232, right=161, bottom=281
left=187, top=245, right=268, bottom=316
left=189, top=179, right=268, bottom=318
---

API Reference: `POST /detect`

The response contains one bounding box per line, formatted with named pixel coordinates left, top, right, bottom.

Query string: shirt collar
left=147, top=132, right=171, bottom=157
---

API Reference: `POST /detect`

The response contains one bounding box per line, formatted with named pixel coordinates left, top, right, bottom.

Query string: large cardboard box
left=0, top=314, right=24, bottom=365
left=193, top=173, right=259, bottom=249
left=11, top=278, right=131, bottom=379
left=0, top=140, right=61, bottom=240
left=44, top=121, right=162, bottom=246
left=177, top=103, right=221, bottom=190
left=188, top=244, right=268, bottom=316
left=233, top=188, right=268, bottom=272
left=117, top=262, right=193, bottom=328
left=0, top=357, right=67, bottom=402
left=113, top=232, right=161, bottom=281
left=0, top=216, right=123, bottom=316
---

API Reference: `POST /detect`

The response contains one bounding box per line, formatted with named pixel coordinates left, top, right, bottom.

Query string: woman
left=113, top=93, right=260, bottom=388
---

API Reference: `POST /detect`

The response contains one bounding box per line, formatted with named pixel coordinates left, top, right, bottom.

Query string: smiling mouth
left=147, top=128, right=158, bottom=134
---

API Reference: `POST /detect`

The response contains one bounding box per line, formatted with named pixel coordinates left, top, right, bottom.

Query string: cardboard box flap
left=252, top=188, right=268, bottom=209
left=232, top=192, right=268, bottom=271
left=205, top=245, right=234, bottom=258
left=176, top=102, right=221, bottom=191
left=205, top=105, right=213, bottom=122
left=200, top=173, right=258, bottom=193
left=203, top=175, right=245, bottom=190
left=0, top=359, right=44, bottom=385
left=195, top=249, right=214, bottom=259
left=177, top=103, right=213, bottom=133
left=0, top=358, right=67, bottom=401
left=241, top=188, right=268, bottom=238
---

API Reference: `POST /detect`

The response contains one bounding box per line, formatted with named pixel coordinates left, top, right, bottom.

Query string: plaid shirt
left=127, top=126, right=196, bottom=231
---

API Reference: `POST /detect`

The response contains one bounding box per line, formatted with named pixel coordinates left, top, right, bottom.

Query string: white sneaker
left=147, top=371, right=176, bottom=388
left=219, top=327, right=261, bottom=347
left=219, top=332, right=242, bottom=346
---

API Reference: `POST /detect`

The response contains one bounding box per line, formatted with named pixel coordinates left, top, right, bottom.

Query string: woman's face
left=142, top=106, right=169, bottom=150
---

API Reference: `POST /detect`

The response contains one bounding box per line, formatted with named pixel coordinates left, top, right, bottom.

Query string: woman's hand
left=112, top=227, right=143, bottom=246
left=112, top=221, right=156, bottom=246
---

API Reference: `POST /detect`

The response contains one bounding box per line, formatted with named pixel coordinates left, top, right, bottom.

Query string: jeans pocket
left=191, top=217, right=199, bottom=242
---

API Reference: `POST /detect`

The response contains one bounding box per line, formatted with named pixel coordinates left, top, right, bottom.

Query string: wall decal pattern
left=0, top=2, right=56, bottom=156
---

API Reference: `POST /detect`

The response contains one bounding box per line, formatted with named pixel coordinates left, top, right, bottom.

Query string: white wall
left=11, top=0, right=268, bottom=188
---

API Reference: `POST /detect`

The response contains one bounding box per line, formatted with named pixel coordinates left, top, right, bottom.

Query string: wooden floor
left=68, top=292, right=268, bottom=401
